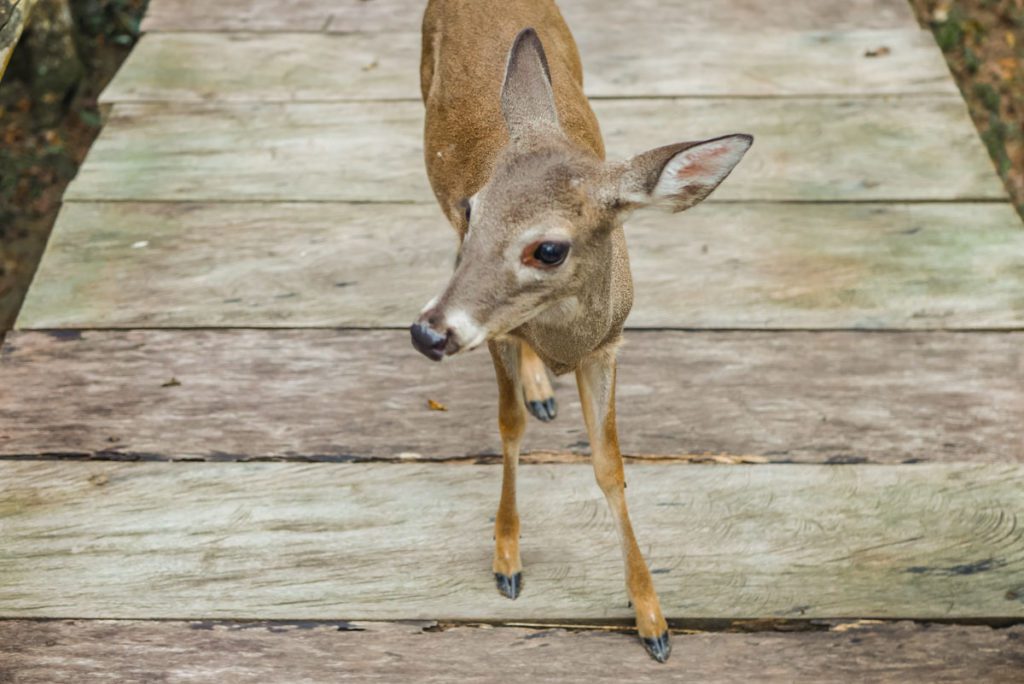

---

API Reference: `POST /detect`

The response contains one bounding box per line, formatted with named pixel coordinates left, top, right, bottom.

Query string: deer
left=411, top=0, right=752, bottom=662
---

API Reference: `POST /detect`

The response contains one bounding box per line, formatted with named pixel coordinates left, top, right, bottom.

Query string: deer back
left=421, top=0, right=605, bottom=235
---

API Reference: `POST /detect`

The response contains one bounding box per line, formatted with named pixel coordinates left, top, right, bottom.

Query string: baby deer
left=411, top=0, right=751, bottom=662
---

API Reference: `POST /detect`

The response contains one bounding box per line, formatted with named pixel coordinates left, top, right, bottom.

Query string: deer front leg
left=520, top=343, right=557, bottom=422
left=576, top=347, right=671, bottom=663
left=489, top=339, right=526, bottom=599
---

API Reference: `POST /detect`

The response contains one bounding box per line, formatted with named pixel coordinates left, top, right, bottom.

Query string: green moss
left=973, top=82, right=1001, bottom=112
left=935, top=19, right=964, bottom=51
left=981, top=115, right=1011, bottom=176
left=963, top=46, right=982, bottom=73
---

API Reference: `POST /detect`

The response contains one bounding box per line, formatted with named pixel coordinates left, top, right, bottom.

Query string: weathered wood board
left=2, top=330, right=1021, bottom=463
left=140, top=0, right=921, bottom=34
left=2, top=462, right=1023, bottom=619
left=2, top=620, right=1022, bottom=683
left=17, top=202, right=1024, bottom=330
left=63, top=98, right=1006, bottom=203
left=100, top=30, right=956, bottom=104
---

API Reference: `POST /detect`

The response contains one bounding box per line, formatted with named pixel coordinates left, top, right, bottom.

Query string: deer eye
left=535, top=242, right=568, bottom=265
left=523, top=241, right=570, bottom=268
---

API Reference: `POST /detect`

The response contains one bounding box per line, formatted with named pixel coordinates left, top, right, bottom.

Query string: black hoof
left=494, top=572, right=522, bottom=600
left=527, top=397, right=557, bottom=422
left=641, top=631, right=671, bottom=663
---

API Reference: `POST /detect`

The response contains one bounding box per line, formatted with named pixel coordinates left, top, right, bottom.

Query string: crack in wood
left=3, top=616, right=1020, bottom=634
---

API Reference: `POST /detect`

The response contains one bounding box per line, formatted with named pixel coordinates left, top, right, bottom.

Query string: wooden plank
left=141, top=0, right=368, bottom=33
left=100, top=30, right=956, bottom=104
left=141, top=0, right=921, bottom=34
left=63, top=98, right=1006, bottom=203
left=2, top=462, right=1023, bottom=619
left=1, top=330, right=1021, bottom=463
left=16, top=202, right=1024, bottom=330
left=2, top=620, right=1022, bottom=682
left=559, top=0, right=922, bottom=36
left=103, top=32, right=421, bottom=104
left=579, top=29, right=955, bottom=98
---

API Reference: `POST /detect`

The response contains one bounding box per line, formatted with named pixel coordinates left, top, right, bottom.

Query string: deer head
left=411, top=28, right=752, bottom=362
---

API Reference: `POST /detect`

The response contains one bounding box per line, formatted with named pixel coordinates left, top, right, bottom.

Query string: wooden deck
left=3, top=0, right=1024, bottom=679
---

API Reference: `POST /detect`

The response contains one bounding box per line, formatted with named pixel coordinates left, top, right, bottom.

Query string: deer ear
left=614, top=134, right=753, bottom=213
left=501, top=28, right=560, bottom=140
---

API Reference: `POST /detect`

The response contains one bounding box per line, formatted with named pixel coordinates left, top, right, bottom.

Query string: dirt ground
left=0, top=0, right=147, bottom=333
left=0, top=1, right=1020, bottom=337
left=909, top=0, right=1024, bottom=211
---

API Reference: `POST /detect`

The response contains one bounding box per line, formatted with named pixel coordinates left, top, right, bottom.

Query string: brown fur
left=519, top=344, right=554, bottom=407
left=421, top=0, right=632, bottom=374
left=422, top=0, right=603, bottom=230
left=417, top=0, right=751, bottom=662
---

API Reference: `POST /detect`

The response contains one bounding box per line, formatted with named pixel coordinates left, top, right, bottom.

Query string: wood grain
left=16, top=202, right=1024, bottom=330
left=140, top=0, right=921, bottom=33
left=2, top=620, right=1022, bottom=683
left=2, top=461, right=1023, bottom=619
left=100, top=30, right=956, bottom=104
left=63, top=98, right=1006, bottom=203
left=2, top=330, right=1021, bottom=463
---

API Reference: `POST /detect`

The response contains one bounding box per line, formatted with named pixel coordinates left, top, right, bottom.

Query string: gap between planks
left=11, top=326, right=1024, bottom=332
left=1, top=616, right=1021, bottom=634
left=52, top=197, right=1017, bottom=204
left=0, top=451, right=773, bottom=466
left=98, top=94, right=966, bottom=104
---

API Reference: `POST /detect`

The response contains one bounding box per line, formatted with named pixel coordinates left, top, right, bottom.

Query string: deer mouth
left=411, top=305, right=490, bottom=361
left=410, top=322, right=449, bottom=361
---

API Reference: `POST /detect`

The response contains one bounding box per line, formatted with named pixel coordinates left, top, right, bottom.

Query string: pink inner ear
left=674, top=143, right=731, bottom=180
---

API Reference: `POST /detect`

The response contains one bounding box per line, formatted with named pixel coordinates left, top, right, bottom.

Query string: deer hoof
left=526, top=397, right=557, bottom=422
left=641, top=631, right=672, bottom=663
left=494, top=571, right=523, bottom=600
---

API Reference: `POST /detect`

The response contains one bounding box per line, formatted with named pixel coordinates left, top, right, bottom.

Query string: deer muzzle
left=410, top=321, right=451, bottom=361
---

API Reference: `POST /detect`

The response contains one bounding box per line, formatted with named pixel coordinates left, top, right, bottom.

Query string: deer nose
left=410, top=322, right=450, bottom=361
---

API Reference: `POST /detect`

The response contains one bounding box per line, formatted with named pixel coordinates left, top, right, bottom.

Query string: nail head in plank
left=100, top=30, right=956, bottom=104
left=16, top=202, right=1024, bottom=330
left=1, top=330, right=1021, bottom=463
left=1, top=620, right=1022, bottom=682
left=2, top=462, right=1023, bottom=620
left=63, top=99, right=1007, bottom=203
